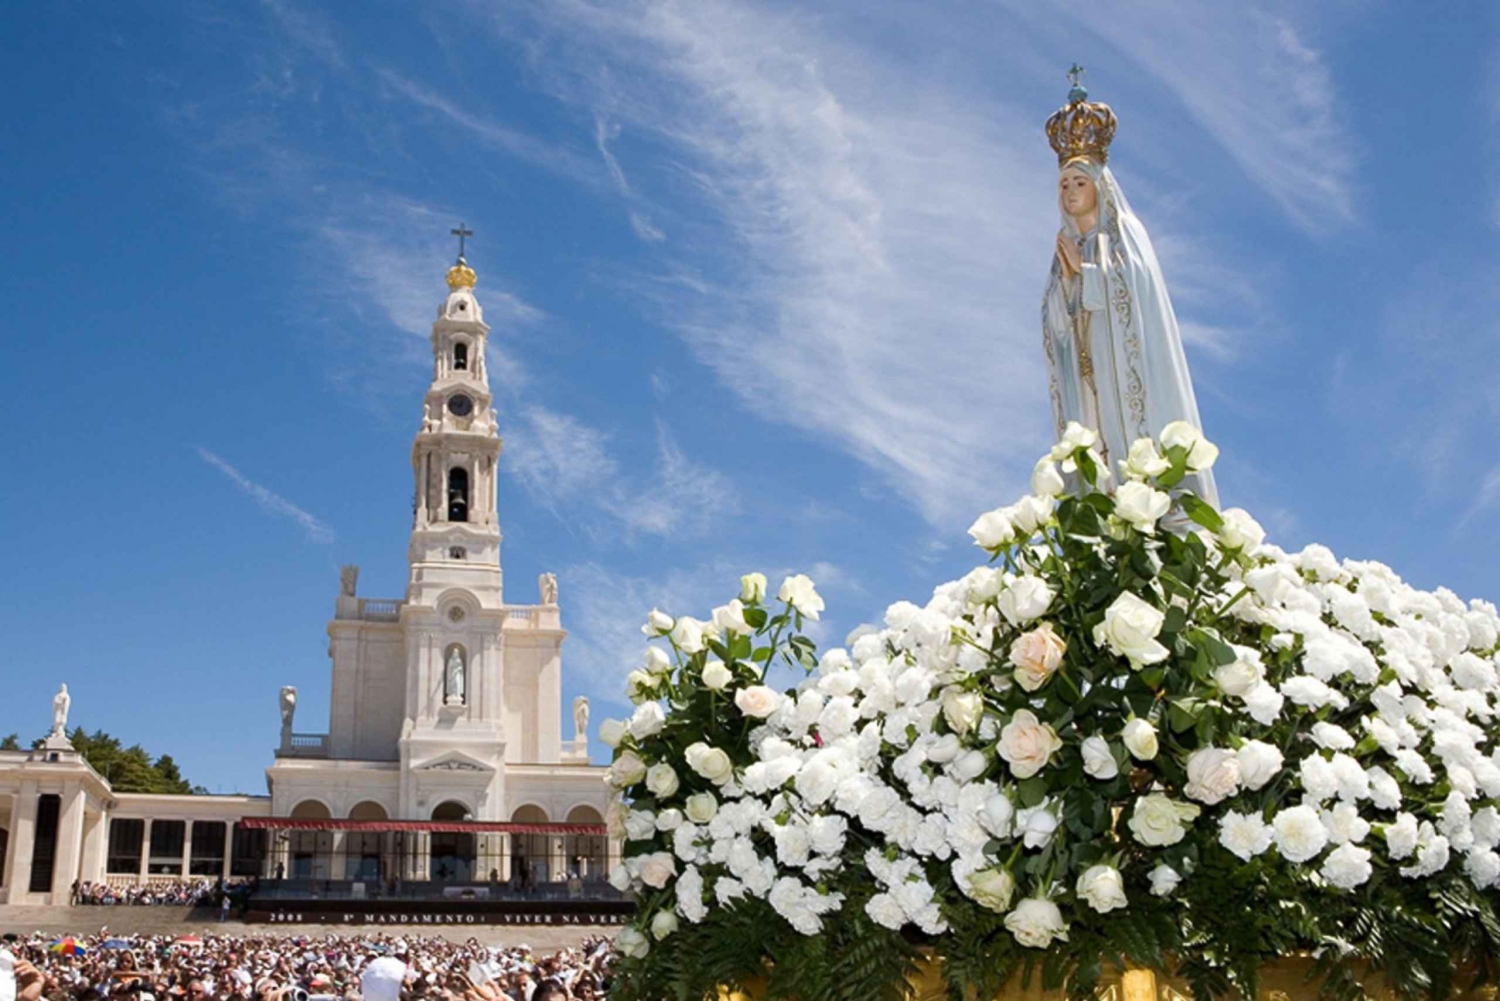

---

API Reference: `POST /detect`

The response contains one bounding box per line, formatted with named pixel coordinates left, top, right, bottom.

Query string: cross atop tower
left=450, top=223, right=474, bottom=262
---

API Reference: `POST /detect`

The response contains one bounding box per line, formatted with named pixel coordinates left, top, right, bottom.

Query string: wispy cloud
left=196, top=447, right=335, bottom=543
left=499, top=0, right=1062, bottom=526
left=507, top=409, right=737, bottom=540
left=1460, top=467, right=1500, bottom=529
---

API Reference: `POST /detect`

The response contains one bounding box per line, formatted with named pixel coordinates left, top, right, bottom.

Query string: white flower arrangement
left=603, top=424, right=1500, bottom=1001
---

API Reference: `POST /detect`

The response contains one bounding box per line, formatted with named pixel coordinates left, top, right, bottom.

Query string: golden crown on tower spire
left=1045, top=64, right=1117, bottom=166
left=446, top=258, right=477, bottom=289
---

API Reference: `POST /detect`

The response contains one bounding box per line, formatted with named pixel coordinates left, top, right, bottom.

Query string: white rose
left=685, top=742, right=734, bottom=785
left=684, top=792, right=718, bottom=825
left=735, top=685, right=781, bottom=719
left=1076, top=864, right=1127, bottom=913
left=1184, top=747, right=1242, bottom=805
left=637, top=851, right=677, bottom=889
left=643, top=645, right=673, bottom=675
left=1052, top=421, right=1098, bottom=458
left=598, top=718, right=627, bottom=749
left=615, top=926, right=650, bottom=959
left=1121, top=718, right=1159, bottom=761
left=777, top=574, right=824, bottom=620
left=1272, top=805, right=1329, bottom=863
left=1236, top=741, right=1284, bottom=791
left=625, top=670, right=658, bottom=705
left=1218, top=508, right=1266, bottom=552
left=1081, top=735, right=1119, bottom=780
left=646, top=763, right=680, bottom=799
left=927, top=733, right=961, bottom=764
left=649, top=909, right=679, bottom=940
left=655, top=809, right=684, bottom=831
left=941, top=687, right=983, bottom=736
left=670, top=616, right=707, bottom=654
left=1215, top=648, right=1263, bottom=697
left=712, top=599, right=752, bottom=637
left=997, top=577, right=1055, bottom=626
left=642, top=608, right=674, bottom=636
left=953, top=749, right=989, bottom=782
left=630, top=701, right=666, bottom=740
left=1123, top=438, right=1171, bottom=480
left=1160, top=421, right=1219, bottom=471
left=610, top=751, right=648, bottom=788
left=1005, top=496, right=1044, bottom=538
left=1032, top=457, right=1066, bottom=498
left=1128, top=794, right=1200, bottom=847
left=1243, top=683, right=1285, bottom=725
left=967, top=867, right=1016, bottom=913
left=700, top=659, right=733, bottom=691
left=997, top=710, right=1063, bottom=779
left=1218, top=810, right=1274, bottom=861
left=1114, top=481, right=1172, bottom=533
left=1009, top=623, right=1067, bottom=692
left=983, top=793, right=1016, bottom=838
left=1148, top=864, right=1181, bottom=897
left=1320, top=843, right=1373, bottom=890
left=1004, top=897, right=1070, bottom=949
left=740, top=573, right=768, bottom=603
left=624, top=810, right=658, bottom=841
left=1093, top=592, right=1170, bottom=667
left=608, top=862, right=634, bottom=893
left=1017, top=804, right=1059, bottom=849
left=968, top=508, right=1016, bottom=550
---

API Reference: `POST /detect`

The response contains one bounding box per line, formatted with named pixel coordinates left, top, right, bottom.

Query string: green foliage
left=31, top=728, right=203, bottom=794
left=0, top=733, right=19, bottom=751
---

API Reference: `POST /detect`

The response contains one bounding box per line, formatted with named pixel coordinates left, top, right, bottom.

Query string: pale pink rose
left=997, top=709, right=1063, bottom=779
left=1009, top=623, right=1067, bottom=692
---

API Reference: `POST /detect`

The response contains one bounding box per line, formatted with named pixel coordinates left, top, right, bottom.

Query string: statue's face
left=1059, top=166, right=1097, bottom=219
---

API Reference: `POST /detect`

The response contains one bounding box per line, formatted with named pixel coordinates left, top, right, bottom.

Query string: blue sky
left=1, top=1, right=1496, bottom=795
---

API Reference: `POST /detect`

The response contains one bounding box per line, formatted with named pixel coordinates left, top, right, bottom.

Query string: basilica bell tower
left=406, top=234, right=504, bottom=607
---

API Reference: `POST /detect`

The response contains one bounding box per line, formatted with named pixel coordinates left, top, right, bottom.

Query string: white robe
left=1042, top=160, right=1218, bottom=507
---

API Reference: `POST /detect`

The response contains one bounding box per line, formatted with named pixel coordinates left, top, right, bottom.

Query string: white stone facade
left=0, top=257, right=612, bottom=905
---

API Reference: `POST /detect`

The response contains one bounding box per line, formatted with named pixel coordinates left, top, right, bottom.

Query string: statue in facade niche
left=51, top=683, right=71, bottom=738
left=339, top=564, right=360, bottom=597
left=1042, top=67, right=1218, bottom=506
left=279, top=686, right=298, bottom=731
left=445, top=647, right=466, bottom=705
left=572, top=695, right=589, bottom=740
left=539, top=572, right=558, bottom=606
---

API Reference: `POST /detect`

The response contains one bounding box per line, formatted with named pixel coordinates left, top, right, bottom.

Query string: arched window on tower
left=447, top=467, right=469, bottom=523
left=453, top=342, right=468, bottom=371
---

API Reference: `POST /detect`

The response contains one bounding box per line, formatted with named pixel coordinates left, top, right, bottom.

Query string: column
left=138, top=819, right=153, bottom=881
left=181, top=820, right=194, bottom=879
left=5, top=782, right=39, bottom=903
left=222, top=821, right=235, bottom=881
left=79, top=806, right=107, bottom=885
left=51, top=785, right=87, bottom=903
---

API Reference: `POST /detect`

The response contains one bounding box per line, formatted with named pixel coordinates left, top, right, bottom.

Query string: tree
left=15, top=728, right=201, bottom=794
left=0, top=733, right=19, bottom=750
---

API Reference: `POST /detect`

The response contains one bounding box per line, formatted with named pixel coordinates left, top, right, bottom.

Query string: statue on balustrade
left=539, top=572, right=558, bottom=606
left=339, top=564, right=360, bottom=597
left=573, top=695, right=589, bottom=741
left=51, top=683, right=71, bottom=738
left=279, top=686, right=298, bottom=732
left=1042, top=66, right=1218, bottom=505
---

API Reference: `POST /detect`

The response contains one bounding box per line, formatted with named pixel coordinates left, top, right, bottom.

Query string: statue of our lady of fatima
left=1041, top=67, right=1218, bottom=506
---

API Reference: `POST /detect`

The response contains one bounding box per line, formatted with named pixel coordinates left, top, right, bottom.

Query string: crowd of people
left=71, top=882, right=225, bottom=908
left=0, top=932, right=615, bottom=1001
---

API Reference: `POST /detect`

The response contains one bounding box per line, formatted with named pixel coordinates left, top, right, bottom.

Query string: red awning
left=238, top=817, right=606, bottom=835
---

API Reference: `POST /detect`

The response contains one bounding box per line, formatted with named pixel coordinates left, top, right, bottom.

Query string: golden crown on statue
left=1046, top=64, right=1117, bottom=166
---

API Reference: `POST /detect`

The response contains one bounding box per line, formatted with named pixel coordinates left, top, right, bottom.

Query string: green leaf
left=1180, top=494, right=1224, bottom=532
left=1017, top=777, right=1049, bottom=808
left=743, top=606, right=768, bottom=629
left=750, top=647, right=772, bottom=663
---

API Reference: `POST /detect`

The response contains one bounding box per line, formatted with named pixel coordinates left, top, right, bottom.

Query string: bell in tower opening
left=447, top=467, right=469, bottom=523
left=453, top=341, right=468, bottom=371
